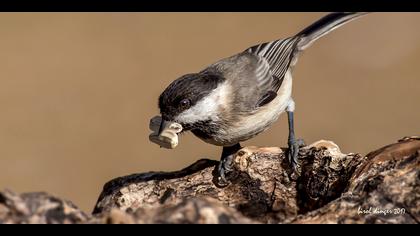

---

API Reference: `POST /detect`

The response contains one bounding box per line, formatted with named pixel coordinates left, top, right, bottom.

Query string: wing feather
left=246, top=37, right=299, bottom=92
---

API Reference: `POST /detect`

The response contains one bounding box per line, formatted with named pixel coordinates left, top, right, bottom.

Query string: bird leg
left=287, top=111, right=305, bottom=170
left=217, top=143, right=241, bottom=186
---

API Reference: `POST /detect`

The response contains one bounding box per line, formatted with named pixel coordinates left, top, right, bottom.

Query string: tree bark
left=1, top=137, right=419, bottom=224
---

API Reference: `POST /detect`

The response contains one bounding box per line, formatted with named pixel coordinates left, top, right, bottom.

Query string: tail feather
left=296, top=12, right=368, bottom=50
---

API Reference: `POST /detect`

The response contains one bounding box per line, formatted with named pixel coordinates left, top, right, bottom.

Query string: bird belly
left=201, top=71, right=293, bottom=146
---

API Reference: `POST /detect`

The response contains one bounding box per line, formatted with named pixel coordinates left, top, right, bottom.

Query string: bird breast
left=198, top=71, right=293, bottom=146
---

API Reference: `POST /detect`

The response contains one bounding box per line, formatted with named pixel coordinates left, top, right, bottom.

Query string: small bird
left=156, top=12, right=367, bottom=184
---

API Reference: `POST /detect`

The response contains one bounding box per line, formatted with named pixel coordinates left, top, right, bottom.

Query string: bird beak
left=158, top=119, right=169, bottom=136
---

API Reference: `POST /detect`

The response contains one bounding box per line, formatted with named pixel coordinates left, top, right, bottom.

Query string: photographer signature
left=358, top=207, right=406, bottom=216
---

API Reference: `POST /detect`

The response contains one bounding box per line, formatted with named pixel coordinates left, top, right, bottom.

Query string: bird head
left=157, top=72, right=225, bottom=134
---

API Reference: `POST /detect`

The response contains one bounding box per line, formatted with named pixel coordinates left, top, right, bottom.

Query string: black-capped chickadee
left=156, top=13, right=367, bottom=184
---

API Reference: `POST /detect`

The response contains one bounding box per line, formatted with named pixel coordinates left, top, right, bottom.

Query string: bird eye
left=179, top=98, right=191, bottom=109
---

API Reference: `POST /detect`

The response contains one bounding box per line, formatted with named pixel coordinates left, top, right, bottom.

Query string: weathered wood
left=91, top=137, right=419, bottom=224
left=0, top=190, right=89, bottom=224
left=1, top=137, right=419, bottom=224
left=293, top=137, right=420, bottom=223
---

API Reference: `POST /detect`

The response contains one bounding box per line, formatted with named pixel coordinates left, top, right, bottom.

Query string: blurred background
left=0, top=13, right=419, bottom=212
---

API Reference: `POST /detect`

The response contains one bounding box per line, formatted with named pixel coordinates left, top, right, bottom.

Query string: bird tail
left=296, top=12, right=368, bottom=50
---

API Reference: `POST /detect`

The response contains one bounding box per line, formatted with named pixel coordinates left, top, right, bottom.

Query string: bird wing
left=245, top=36, right=300, bottom=93
left=202, top=37, right=300, bottom=112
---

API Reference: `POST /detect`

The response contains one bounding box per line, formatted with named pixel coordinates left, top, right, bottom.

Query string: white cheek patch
left=174, top=82, right=229, bottom=124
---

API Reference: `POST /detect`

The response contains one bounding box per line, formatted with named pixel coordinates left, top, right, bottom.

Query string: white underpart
left=219, top=70, right=294, bottom=145
left=286, top=99, right=295, bottom=112
left=174, top=81, right=230, bottom=124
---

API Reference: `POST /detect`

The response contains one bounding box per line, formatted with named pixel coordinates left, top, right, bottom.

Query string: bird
left=156, top=12, right=368, bottom=184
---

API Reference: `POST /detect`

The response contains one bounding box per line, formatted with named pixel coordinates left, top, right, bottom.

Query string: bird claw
left=217, top=154, right=235, bottom=186
left=288, top=138, right=305, bottom=170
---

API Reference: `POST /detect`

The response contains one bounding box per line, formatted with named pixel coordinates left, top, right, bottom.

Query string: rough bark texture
left=0, top=190, right=89, bottom=224
left=1, top=137, right=419, bottom=224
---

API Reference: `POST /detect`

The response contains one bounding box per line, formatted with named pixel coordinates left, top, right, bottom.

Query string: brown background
left=0, top=13, right=419, bottom=212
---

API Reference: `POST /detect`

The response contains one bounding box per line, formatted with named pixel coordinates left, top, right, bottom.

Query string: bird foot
left=288, top=138, right=305, bottom=171
left=216, top=154, right=236, bottom=187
